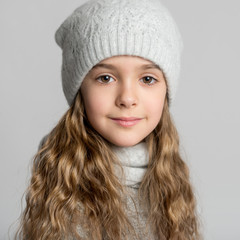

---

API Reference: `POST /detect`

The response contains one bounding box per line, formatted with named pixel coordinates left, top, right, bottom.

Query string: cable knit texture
left=55, top=0, right=183, bottom=107
left=76, top=141, right=155, bottom=239
left=109, top=141, right=155, bottom=239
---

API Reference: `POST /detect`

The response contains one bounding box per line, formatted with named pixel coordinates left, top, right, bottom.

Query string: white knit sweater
left=111, top=141, right=155, bottom=239
left=76, top=141, right=155, bottom=240
left=111, top=141, right=149, bottom=188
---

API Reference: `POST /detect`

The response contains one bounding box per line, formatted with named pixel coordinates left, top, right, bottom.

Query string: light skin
left=80, top=55, right=167, bottom=147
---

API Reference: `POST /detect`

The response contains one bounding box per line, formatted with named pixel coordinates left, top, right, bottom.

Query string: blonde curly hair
left=15, top=90, right=201, bottom=240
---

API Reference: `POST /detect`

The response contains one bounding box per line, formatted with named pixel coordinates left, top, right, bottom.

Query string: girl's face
left=81, top=55, right=167, bottom=147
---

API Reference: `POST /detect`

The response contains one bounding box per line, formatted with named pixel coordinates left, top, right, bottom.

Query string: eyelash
left=96, top=75, right=158, bottom=85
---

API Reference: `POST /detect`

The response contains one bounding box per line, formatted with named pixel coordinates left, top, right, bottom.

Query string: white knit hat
left=55, top=0, right=183, bottom=107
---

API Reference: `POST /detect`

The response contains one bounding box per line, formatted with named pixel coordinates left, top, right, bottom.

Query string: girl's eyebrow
left=91, top=63, right=161, bottom=71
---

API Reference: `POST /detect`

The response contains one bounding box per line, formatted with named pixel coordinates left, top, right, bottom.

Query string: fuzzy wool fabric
left=111, top=141, right=148, bottom=188
left=111, top=141, right=156, bottom=239
left=55, top=0, right=183, bottom=107
left=76, top=187, right=156, bottom=240
left=76, top=141, right=155, bottom=240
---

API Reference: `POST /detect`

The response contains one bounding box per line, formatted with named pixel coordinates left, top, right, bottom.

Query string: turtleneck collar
left=111, top=141, right=149, bottom=188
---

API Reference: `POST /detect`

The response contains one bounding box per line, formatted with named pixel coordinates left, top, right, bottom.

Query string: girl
left=16, top=0, right=201, bottom=239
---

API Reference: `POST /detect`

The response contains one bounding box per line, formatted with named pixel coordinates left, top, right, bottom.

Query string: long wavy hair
left=15, top=89, right=201, bottom=240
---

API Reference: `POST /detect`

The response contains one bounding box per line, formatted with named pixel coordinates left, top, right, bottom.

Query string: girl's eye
left=96, top=75, right=114, bottom=84
left=96, top=75, right=157, bottom=85
left=140, top=76, right=158, bottom=85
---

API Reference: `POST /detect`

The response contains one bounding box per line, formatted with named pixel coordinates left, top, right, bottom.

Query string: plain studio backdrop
left=0, top=0, right=239, bottom=239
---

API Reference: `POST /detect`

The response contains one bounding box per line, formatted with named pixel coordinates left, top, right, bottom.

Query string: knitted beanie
left=55, top=0, right=183, bottom=106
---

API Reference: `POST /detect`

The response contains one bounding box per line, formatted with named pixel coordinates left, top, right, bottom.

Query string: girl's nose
left=115, top=83, right=138, bottom=109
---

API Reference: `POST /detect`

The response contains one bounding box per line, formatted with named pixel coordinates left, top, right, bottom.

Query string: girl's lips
left=110, top=117, right=143, bottom=127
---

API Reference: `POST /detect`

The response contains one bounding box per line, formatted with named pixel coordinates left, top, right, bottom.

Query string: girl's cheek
left=86, top=89, right=113, bottom=114
left=145, top=91, right=165, bottom=114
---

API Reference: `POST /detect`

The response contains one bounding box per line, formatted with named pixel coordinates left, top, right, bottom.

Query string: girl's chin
left=108, top=138, right=145, bottom=147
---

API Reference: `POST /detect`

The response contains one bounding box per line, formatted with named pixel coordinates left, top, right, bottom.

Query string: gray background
left=1, top=0, right=239, bottom=239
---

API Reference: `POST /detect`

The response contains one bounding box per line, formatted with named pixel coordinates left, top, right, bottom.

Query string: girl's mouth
left=110, top=117, right=143, bottom=127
